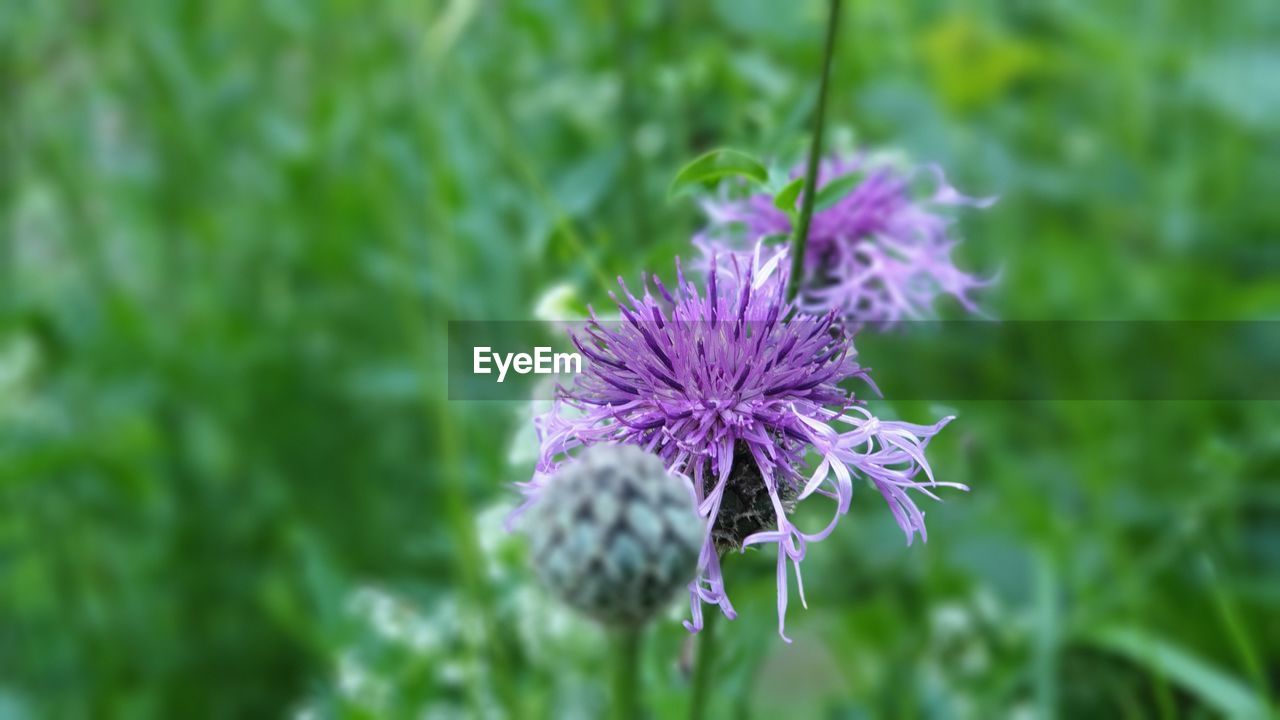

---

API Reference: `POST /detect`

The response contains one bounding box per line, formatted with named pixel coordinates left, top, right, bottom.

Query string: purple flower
left=512, top=254, right=963, bottom=640
left=698, top=153, right=996, bottom=327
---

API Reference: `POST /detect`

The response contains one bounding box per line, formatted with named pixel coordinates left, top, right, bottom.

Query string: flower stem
left=611, top=0, right=651, bottom=248
left=687, top=609, right=720, bottom=720
left=613, top=625, right=643, bottom=720
left=787, top=0, right=843, bottom=303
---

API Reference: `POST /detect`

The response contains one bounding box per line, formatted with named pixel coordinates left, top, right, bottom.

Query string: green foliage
left=1086, top=625, right=1269, bottom=718
left=669, top=148, right=769, bottom=199
left=1, top=0, right=1278, bottom=718
left=812, top=171, right=866, bottom=212
left=772, top=178, right=805, bottom=213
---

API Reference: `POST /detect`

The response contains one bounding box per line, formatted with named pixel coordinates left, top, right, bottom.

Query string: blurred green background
left=2, top=0, right=1278, bottom=717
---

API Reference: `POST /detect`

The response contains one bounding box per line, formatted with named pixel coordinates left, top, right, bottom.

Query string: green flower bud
left=525, top=445, right=703, bottom=626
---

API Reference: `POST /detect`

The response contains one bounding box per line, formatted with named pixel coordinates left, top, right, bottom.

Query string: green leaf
left=1085, top=625, right=1269, bottom=718
left=772, top=178, right=804, bottom=213
left=668, top=149, right=769, bottom=199
left=813, top=171, right=866, bottom=212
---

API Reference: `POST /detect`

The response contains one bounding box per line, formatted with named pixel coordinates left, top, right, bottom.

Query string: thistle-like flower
left=698, top=153, right=995, bottom=327
left=513, top=254, right=963, bottom=640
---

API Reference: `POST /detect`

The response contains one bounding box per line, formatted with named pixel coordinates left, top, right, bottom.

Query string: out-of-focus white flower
left=533, top=283, right=584, bottom=323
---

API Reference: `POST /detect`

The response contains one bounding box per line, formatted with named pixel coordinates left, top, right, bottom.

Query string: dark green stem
left=787, top=0, right=843, bottom=303
left=613, top=625, right=643, bottom=720
left=611, top=0, right=651, bottom=247
left=0, top=38, right=14, bottom=307
left=687, top=609, right=720, bottom=720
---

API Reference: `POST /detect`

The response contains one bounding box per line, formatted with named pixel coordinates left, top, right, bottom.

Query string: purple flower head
left=699, top=152, right=996, bottom=328
left=512, top=254, right=964, bottom=641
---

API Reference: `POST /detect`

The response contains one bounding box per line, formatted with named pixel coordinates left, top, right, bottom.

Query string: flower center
left=709, top=442, right=794, bottom=554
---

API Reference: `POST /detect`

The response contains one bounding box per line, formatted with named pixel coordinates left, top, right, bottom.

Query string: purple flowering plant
left=515, top=244, right=963, bottom=641
left=698, top=152, right=996, bottom=328
left=509, top=4, right=985, bottom=715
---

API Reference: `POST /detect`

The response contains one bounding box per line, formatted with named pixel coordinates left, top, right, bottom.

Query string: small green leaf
left=762, top=166, right=793, bottom=194
left=772, top=178, right=804, bottom=213
left=813, top=171, right=866, bottom=212
left=668, top=149, right=769, bottom=199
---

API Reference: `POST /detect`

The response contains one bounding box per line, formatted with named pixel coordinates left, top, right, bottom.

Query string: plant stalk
left=687, top=608, right=720, bottom=720
left=613, top=625, right=644, bottom=720
left=787, top=0, right=843, bottom=302
left=611, top=0, right=651, bottom=248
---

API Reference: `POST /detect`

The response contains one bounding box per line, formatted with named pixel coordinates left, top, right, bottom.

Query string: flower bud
left=525, top=445, right=703, bottom=626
